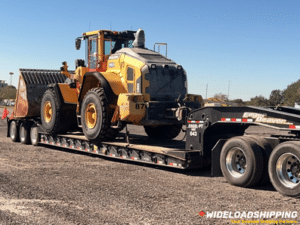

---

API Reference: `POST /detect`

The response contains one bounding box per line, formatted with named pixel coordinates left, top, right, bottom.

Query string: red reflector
left=242, top=118, right=247, bottom=122
left=131, top=157, right=135, bottom=160
left=169, top=163, right=173, bottom=166
left=196, top=121, right=200, bottom=123
left=231, top=118, right=236, bottom=122
left=187, top=120, right=191, bottom=123
left=221, top=118, right=226, bottom=121
left=290, top=125, right=296, bottom=129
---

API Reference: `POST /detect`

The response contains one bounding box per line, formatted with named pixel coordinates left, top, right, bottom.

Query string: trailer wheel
left=10, top=121, right=20, bottom=142
left=41, top=89, right=68, bottom=134
left=248, top=135, right=272, bottom=184
left=268, top=141, right=300, bottom=198
left=144, top=124, right=182, bottom=139
left=220, top=136, right=263, bottom=187
left=19, top=122, right=31, bottom=144
left=81, top=88, right=119, bottom=141
left=30, top=124, right=40, bottom=146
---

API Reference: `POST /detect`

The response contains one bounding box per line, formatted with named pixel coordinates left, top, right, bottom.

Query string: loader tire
left=41, top=89, right=69, bottom=134
left=144, top=124, right=182, bottom=140
left=81, top=87, right=119, bottom=141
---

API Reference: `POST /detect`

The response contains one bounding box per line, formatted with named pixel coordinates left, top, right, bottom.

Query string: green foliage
left=247, top=95, right=270, bottom=106
left=232, top=99, right=245, bottom=106
left=282, top=79, right=300, bottom=106
left=269, top=89, right=283, bottom=106
left=0, top=85, right=17, bottom=100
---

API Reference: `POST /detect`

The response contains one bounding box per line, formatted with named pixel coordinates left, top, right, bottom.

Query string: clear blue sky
left=0, top=0, right=299, bottom=101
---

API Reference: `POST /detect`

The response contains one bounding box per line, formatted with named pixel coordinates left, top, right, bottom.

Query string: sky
left=0, top=0, right=299, bottom=101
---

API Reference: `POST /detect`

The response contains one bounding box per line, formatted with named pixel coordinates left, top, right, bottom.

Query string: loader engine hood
left=115, top=48, right=187, bottom=101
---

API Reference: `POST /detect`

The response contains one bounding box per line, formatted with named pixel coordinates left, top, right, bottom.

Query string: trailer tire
left=19, top=122, right=31, bottom=144
left=248, top=135, right=272, bottom=185
left=268, top=141, right=300, bottom=198
left=30, top=124, right=40, bottom=146
left=41, top=89, right=69, bottom=134
left=10, top=121, right=19, bottom=142
left=81, top=88, right=119, bottom=141
left=220, top=136, right=264, bottom=187
left=144, top=124, right=182, bottom=139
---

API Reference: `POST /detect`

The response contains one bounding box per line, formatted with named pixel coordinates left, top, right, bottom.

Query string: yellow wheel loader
left=14, top=29, right=203, bottom=141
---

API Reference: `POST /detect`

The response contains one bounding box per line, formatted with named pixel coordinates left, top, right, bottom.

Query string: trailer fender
left=211, top=139, right=227, bottom=177
left=78, top=72, right=117, bottom=106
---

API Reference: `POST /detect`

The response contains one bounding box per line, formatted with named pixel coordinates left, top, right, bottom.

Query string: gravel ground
left=0, top=107, right=299, bottom=225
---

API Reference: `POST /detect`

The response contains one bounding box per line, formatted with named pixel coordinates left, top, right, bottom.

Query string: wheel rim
left=226, top=147, right=247, bottom=178
left=85, top=103, right=97, bottom=129
left=44, top=101, right=53, bottom=123
left=276, top=153, right=300, bottom=188
left=10, top=122, right=16, bottom=139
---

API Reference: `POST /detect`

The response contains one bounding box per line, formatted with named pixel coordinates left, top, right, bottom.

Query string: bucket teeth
left=19, top=69, right=74, bottom=85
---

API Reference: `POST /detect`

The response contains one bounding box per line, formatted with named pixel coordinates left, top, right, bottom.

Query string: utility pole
left=9, top=72, right=14, bottom=86
left=206, top=83, right=208, bottom=99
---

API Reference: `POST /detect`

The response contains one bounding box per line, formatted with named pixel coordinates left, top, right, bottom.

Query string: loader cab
left=76, top=30, right=136, bottom=72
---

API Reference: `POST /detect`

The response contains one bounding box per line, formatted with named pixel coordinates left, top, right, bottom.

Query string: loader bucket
left=14, top=69, right=71, bottom=118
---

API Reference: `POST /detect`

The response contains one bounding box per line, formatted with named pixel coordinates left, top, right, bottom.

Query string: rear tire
left=30, top=124, right=40, bottom=146
left=41, top=89, right=69, bottom=134
left=81, top=88, right=119, bottom=141
left=268, top=141, right=300, bottom=198
left=220, top=136, right=264, bottom=187
left=19, top=122, right=31, bottom=144
left=144, top=124, right=182, bottom=139
left=9, top=121, right=19, bottom=142
left=247, top=135, right=272, bottom=184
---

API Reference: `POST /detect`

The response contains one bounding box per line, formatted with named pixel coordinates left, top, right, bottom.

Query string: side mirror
left=75, top=38, right=81, bottom=50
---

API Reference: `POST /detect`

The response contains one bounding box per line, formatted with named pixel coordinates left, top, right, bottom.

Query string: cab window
left=104, top=40, right=116, bottom=55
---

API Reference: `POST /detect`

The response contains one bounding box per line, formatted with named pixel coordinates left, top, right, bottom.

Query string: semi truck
left=5, top=28, right=300, bottom=198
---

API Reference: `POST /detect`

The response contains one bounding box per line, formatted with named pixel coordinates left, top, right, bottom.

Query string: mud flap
left=211, top=139, right=227, bottom=177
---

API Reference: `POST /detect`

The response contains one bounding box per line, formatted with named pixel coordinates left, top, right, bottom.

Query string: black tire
left=41, top=89, right=69, bottom=134
left=220, top=136, right=264, bottom=187
left=9, top=121, right=19, bottom=142
left=144, top=124, right=182, bottom=139
left=268, top=141, right=300, bottom=198
left=247, top=135, right=272, bottom=185
left=19, top=122, right=31, bottom=144
left=81, top=88, right=119, bottom=141
left=30, top=124, right=40, bottom=146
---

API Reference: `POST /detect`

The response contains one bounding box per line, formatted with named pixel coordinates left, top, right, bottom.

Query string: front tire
left=144, top=124, right=182, bottom=140
left=81, top=88, right=119, bottom=141
left=268, top=141, right=300, bottom=198
left=41, top=89, right=69, bottom=134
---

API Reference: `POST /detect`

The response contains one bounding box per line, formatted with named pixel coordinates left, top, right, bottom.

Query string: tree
left=0, top=85, right=16, bottom=101
left=282, top=79, right=300, bottom=106
left=212, top=93, right=228, bottom=102
left=247, top=95, right=270, bottom=107
left=232, top=99, right=245, bottom=106
left=269, top=89, right=283, bottom=106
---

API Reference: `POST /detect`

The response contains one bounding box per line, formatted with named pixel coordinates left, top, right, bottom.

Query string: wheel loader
left=12, top=28, right=203, bottom=141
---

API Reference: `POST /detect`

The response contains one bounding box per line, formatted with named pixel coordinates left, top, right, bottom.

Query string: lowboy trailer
left=7, top=105, right=300, bottom=198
